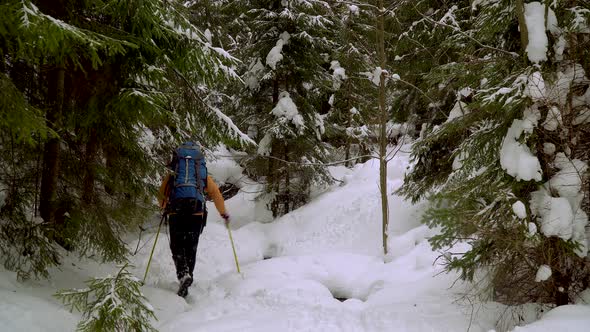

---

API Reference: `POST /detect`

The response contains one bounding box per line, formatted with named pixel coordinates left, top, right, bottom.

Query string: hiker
left=158, top=142, right=230, bottom=297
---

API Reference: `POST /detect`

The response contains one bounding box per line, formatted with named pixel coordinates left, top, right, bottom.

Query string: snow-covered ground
left=1, top=145, right=589, bottom=332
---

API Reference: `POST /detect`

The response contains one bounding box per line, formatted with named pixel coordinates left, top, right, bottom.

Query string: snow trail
left=1, top=145, right=589, bottom=331
left=129, top=146, right=495, bottom=332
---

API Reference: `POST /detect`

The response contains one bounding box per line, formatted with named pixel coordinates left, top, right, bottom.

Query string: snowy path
left=131, top=155, right=497, bottom=332
left=2, top=148, right=589, bottom=331
left=154, top=248, right=485, bottom=332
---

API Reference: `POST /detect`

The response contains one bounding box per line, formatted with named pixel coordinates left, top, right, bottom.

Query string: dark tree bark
left=283, top=142, right=290, bottom=214
left=39, top=67, right=65, bottom=224
left=82, top=128, right=98, bottom=204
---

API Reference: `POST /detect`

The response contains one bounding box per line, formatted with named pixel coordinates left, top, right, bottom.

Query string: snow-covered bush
left=0, top=217, right=60, bottom=280
left=55, top=264, right=157, bottom=332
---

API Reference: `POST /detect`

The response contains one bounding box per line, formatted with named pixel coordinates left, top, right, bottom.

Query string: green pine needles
left=55, top=264, right=157, bottom=332
left=0, top=0, right=245, bottom=280
left=399, top=0, right=590, bottom=306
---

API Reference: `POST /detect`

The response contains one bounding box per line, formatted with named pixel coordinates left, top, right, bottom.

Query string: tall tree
left=376, top=0, right=390, bottom=255
left=227, top=0, right=339, bottom=216
left=0, top=0, right=246, bottom=279
left=399, top=0, right=590, bottom=305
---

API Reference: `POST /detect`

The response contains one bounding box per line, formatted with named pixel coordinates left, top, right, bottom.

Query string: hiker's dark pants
left=168, top=212, right=206, bottom=281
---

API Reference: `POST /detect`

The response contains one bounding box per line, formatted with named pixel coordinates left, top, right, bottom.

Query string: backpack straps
left=195, top=157, right=204, bottom=196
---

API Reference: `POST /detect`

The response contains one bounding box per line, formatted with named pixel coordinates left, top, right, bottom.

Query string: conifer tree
left=0, top=0, right=245, bottom=279
left=226, top=0, right=340, bottom=216
left=399, top=0, right=590, bottom=305
left=56, top=264, right=156, bottom=332
left=327, top=2, right=377, bottom=166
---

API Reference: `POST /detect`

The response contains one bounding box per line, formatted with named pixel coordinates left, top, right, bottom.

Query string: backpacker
left=167, top=142, right=208, bottom=214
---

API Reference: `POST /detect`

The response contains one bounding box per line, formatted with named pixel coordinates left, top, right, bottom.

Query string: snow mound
left=267, top=150, right=426, bottom=258
left=207, top=145, right=245, bottom=187
left=0, top=287, right=77, bottom=332
left=511, top=305, right=590, bottom=332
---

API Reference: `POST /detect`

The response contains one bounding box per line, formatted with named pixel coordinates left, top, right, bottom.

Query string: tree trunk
left=516, top=0, right=529, bottom=55
left=272, top=78, right=279, bottom=104
left=204, top=0, right=211, bottom=25
left=377, top=0, right=389, bottom=256
left=82, top=128, right=98, bottom=204
left=344, top=81, right=353, bottom=167
left=269, top=78, right=281, bottom=217
left=39, top=67, right=65, bottom=224
left=104, top=143, right=117, bottom=196
left=284, top=142, right=290, bottom=214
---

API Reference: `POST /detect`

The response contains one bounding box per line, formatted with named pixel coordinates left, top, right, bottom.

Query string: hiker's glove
left=221, top=213, right=230, bottom=225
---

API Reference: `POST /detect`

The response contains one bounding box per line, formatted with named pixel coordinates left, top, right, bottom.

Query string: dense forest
left=1, top=0, right=589, bottom=330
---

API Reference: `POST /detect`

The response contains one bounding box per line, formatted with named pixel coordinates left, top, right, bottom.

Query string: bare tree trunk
left=204, top=0, right=211, bottom=24
left=377, top=0, right=389, bottom=256
left=40, top=67, right=65, bottom=224
left=283, top=77, right=290, bottom=215
left=272, top=78, right=279, bottom=104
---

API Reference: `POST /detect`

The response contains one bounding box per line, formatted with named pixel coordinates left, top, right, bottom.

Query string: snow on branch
left=266, top=32, right=291, bottom=70
left=438, top=5, right=460, bottom=29
left=209, top=105, right=257, bottom=146
left=567, top=7, right=590, bottom=32
left=172, top=68, right=255, bottom=147
left=271, top=91, right=305, bottom=134
left=500, top=101, right=545, bottom=181
left=55, top=264, right=157, bottom=332
left=412, top=4, right=518, bottom=57
left=18, top=0, right=136, bottom=52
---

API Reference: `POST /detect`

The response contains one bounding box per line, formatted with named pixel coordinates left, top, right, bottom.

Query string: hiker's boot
left=177, top=274, right=193, bottom=298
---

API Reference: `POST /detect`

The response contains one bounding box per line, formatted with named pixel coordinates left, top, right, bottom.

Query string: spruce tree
left=399, top=0, right=590, bottom=305
left=226, top=0, right=340, bottom=216
left=56, top=264, right=157, bottom=332
left=0, top=0, right=245, bottom=279
left=326, top=2, right=377, bottom=166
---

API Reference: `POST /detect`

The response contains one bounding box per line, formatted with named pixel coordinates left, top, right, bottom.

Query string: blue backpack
left=168, top=142, right=208, bottom=213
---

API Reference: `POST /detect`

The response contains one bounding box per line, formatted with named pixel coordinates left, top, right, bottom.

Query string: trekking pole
left=225, top=222, right=241, bottom=274
left=142, top=213, right=165, bottom=285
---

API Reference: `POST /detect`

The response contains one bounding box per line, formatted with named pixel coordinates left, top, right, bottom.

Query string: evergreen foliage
left=1, top=0, right=589, bottom=316
left=56, top=264, right=156, bottom=332
left=221, top=0, right=344, bottom=216
left=399, top=0, right=590, bottom=306
left=326, top=2, right=378, bottom=165
left=0, top=0, right=245, bottom=279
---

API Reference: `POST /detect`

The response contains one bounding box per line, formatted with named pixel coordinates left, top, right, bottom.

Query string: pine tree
left=225, top=0, right=340, bottom=216
left=399, top=0, right=590, bottom=305
left=326, top=2, right=377, bottom=166
left=0, top=0, right=246, bottom=279
left=56, top=264, right=157, bottom=332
